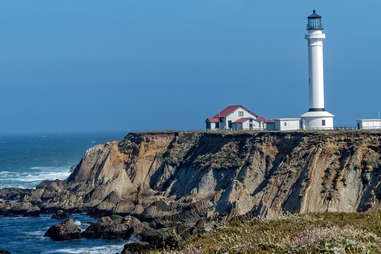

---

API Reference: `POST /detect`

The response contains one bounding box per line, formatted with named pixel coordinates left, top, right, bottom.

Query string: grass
left=160, top=212, right=381, bottom=253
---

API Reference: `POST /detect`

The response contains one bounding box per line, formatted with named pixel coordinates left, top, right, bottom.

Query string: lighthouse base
left=301, top=111, right=334, bottom=130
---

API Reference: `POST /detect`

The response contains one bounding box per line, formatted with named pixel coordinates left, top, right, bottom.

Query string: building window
left=238, top=111, right=244, bottom=117
left=228, top=120, right=233, bottom=129
left=322, top=120, right=326, bottom=126
left=216, top=122, right=220, bottom=129
left=284, top=122, right=287, bottom=126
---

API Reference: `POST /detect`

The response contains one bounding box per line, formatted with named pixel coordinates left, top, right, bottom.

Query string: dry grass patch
left=162, top=212, right=381, bottom=254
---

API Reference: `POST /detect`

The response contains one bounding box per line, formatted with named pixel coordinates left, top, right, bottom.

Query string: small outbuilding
left=206, top=117, right=220, bottom=130
left=272, top=118, right=301, bottom=131
left=357, top=119, right=381, bottom=130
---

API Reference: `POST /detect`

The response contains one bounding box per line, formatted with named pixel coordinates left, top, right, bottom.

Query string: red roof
left=266, top=120, right=275, bottom=124
left=213, top=105, right=258, bottom=118
left=233, top=117, right=254, bottom=123
left=206, top=117, right=219, bottom=123
left=256, top=116, right=266, bottom=121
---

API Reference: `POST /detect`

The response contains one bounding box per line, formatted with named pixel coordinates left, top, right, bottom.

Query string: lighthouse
left=301, top=10, right=334, bottom=130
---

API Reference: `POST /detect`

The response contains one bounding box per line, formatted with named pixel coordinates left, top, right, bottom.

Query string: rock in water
left=51, top=209, right=70, bottom=220
left=44, top=219, right=81, bottom=241
left=0, top=202, right=40, bottom=217
left=82, top=215, right=144, bottom=241
left=0, top=250, right=10, bottom=254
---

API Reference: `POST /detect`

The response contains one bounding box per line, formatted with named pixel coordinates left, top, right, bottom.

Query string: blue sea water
left=0, top=132, right=131, bottom=254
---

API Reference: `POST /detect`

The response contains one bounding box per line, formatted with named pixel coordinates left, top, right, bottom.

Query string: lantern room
left=307, top=10, right=323, bottom=30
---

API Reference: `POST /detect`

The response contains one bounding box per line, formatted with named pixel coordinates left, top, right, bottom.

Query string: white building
left=206, top=105, right=265, bottom=130
left=357, top=119, right=381, bottom=130
left=268, top=118, right=301, bottom=131
left=301, top=10, right=334, bottom=130
left=232, top=117, right=265, bottom=130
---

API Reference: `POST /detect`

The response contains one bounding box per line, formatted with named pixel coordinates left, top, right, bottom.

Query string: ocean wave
left=0, top=184, right=27, bottom=189
left=0, top=165, right=72, bottom=188
left=16, top=171, right=71, bottom=182
left=44, top=244, right=126, bottom=254
left=25, top=230, right=45, bottom=237
left=0, top=172, right=71, bottom=183
left=30, top=166, right=73, bottom=171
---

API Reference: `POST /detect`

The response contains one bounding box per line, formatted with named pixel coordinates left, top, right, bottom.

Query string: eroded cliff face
left=17, top=131, right=381, bottom=223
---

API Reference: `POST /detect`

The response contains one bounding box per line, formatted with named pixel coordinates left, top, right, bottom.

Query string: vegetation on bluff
left=162, top=212, right=381, bottom=253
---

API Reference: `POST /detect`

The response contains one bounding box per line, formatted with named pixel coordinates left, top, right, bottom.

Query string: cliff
left=28, top=131, right=381, bottom=217
left=3, top=130, right=381, bottom=247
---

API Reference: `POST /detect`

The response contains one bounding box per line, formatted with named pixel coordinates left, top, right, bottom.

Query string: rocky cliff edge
left=2, top=131, right=381, bottom=246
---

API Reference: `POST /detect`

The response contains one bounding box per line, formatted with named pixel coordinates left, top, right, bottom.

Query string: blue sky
left=1, top=0, right=380, bottom=133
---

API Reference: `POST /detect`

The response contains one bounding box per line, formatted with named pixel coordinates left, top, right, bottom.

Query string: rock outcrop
left=0, top=201, right=40, bottom=217
left=44, top=219, right=81, bottom=241
left=51, top=209, right=70, bottom=220
left=82, top=215, right=143, bottom=240
left=3, top=131, right=381, bottom=247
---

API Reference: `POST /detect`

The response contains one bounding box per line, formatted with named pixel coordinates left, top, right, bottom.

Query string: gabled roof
left=256, top=116, right=266, bottom=121
left=213, top=105, right=258, bottom=118
left=233, top=117, right=254, bottom=123
left=206, top=117, right=219, bottom=123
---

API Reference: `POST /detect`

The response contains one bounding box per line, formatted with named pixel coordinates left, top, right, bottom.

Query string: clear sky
left=1, top=0, right=380, bottom=133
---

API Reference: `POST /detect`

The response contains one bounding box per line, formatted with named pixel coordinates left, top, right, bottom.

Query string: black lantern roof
left=308, top=10, right=321, bottom=19
left=307, top=10, right=323, bottom=30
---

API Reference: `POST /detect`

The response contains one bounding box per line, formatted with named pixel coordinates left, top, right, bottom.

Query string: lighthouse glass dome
left=307, top=10, right=323, bottom=30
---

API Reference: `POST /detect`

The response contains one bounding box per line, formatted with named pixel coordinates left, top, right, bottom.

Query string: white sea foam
left=25, top=230, right=44, bottom=237
left=127, top=234, right=141, bottom=243
left=30, top=166, right=71, bottom=171
left=44, top=244, right=126, bottom=254
left=0, top=165, right=72, bottom=188
left=78, top=222, right=90, bottom=232
left=16, top=171, right=71, bottom=182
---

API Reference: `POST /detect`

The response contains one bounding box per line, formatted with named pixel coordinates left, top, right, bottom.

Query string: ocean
left=0, top=132, right=132, bottom=254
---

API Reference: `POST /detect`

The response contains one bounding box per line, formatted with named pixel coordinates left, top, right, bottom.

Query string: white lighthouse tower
left=301, top=10, right=334, bottom=130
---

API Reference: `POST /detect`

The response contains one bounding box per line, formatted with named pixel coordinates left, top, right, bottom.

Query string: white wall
left=358, top=120, right=381, bottom=130
left=307, top=30, right=326, bottom=110
left=232, top=119, right=263, bottom=130
left=206, top=122, right=219, bottom=130
left=243, top=120, right=263, bottom=130
left=223, top=107, right=256, bottom=130
left=275, top=119, right=301, bottom=131
left=302, top=117, right=333, bottom=130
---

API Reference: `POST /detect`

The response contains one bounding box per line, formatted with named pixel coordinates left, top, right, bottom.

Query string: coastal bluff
left=56, top=130, right=381, bottom=217
left=2, top=130, right=381, bottom=248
